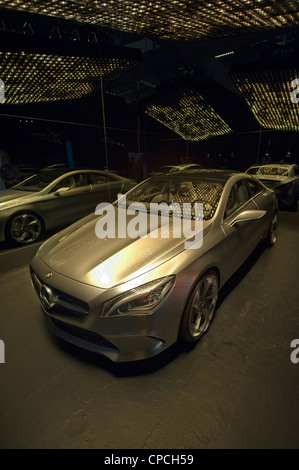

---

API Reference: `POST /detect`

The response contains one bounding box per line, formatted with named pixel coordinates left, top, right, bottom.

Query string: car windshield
left=247, top=167, right=259, bottom=175
left=14, top=171, right=65, bottom=192
left=121, top=177, right=225, bottom=220
left=251, top=166, right=289, bottom=176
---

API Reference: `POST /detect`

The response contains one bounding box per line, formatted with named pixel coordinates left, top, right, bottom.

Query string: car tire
left=179, top=270, right=219, bottom=343
left=6, top=212, right=43, bottom=245
left=265, top=212, right=278, bottom=247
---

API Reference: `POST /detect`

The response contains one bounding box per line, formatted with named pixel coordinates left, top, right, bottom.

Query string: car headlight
left=99, top=276, right=176, bottom=318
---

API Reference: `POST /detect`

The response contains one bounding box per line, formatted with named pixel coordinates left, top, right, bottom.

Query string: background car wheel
left=265, top=212, right=278, bottom=247
left=6, top=212, right=43, bottom=245
left=180, top=270, right=219, bottom=343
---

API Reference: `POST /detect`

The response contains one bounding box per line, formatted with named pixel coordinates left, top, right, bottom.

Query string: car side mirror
left=54, top=187, right=71, bottom=196
left=230, top=209, right=266, bottom=227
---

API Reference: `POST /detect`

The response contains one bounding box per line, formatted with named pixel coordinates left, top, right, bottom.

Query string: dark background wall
left=0, top=92, right=298, bottom=181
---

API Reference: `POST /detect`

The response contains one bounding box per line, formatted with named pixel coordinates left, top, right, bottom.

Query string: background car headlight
left=99, top=276, right=176, bottom=318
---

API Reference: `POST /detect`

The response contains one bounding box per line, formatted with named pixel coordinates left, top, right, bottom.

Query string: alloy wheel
left=9, top=213, right=42, bottom=244
left=181, top=271, right=219, bottom=342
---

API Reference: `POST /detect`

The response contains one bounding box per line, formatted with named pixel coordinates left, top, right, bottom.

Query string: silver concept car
left=0, top=169, right=136, bottom=244
left=246, top=163, right=299, bottom=211
left=30, top=170, right=278, bottom=362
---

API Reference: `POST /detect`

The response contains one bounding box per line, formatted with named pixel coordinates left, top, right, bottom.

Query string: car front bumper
left=274, top=186, right=298, bottom=210
left=275, top=192, right=297, bottom=210
left=44, top=315, right=167, bottom=362
left=30, top=255, right=186, bottom=362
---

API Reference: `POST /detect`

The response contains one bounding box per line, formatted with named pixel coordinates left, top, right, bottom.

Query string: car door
left=245, top=177, right=273, bottom=234
left=45, top=173, right=93, bottom=227
left=88, top=172, right=124, bottom=206
left=222, top=179, right=263, bottom=278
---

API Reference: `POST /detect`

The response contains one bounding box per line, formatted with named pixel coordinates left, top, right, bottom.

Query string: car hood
left=38, top=208, right=213, bottom=288
left=0, top=189, right=36, bottom=206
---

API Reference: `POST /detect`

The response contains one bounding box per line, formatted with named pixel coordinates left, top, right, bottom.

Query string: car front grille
left=52, top=318, right=119, bottom=351
left=30, top=268, right=89, bottom=323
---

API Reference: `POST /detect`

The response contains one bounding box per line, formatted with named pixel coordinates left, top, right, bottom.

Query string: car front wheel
left=180, top=270, right=219, bottom=343
left=6, top=212, right=43, bottom=244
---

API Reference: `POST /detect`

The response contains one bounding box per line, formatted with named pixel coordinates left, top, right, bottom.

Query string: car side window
left=245, top=179, right=262, bottom=198
left=88, top=173, right=109, bottom=184
left=50, top=176, right=74, bottom=193
left=89, top=173, right=117, bottom=184
left=225, top=180, right=250, bottom=219
left=50, top=174, right=89, bottom=193
left=71, top=173, right=89, bottom=187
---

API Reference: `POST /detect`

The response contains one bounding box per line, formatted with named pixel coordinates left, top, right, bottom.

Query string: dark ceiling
left=0, top=1, right=298, bottom=170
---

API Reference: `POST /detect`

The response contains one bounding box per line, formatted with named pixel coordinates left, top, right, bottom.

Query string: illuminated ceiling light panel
left=231, top=69, right=299, bottom=131
left=145, top=87, right=232, bottom=141
left=0, top=1, right=298, bottom=41
left=0, top=51, right=139, bottom=104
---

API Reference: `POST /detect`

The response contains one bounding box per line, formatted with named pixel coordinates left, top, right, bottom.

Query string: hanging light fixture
left=0, top=1, right=298, bottom=41
left=146, top=86, right=232, bottom=141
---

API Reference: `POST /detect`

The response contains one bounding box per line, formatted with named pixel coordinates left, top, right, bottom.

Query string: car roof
left=249, top=163, right=292, bottom=168
left=150, top=169, right=238, bottom=182
left=38, top=168, right=115, bottom=176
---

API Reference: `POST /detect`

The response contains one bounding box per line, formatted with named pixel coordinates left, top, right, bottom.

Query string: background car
left=30, top=169, right=278, bottom=362
left=0, top=169, right=136, bottom=244
left=168, top=163, right=204, bottom=172
left=41, top=164, right=68, bottom=170
left=17, top=164, right=39, bottom=182
left=246, top=163, right=299, bottom=211
left=150, top=163, right=204, bottom=176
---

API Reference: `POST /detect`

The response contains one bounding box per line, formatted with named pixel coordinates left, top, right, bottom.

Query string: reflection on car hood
left=38, top=209, right=213, bottom=288
left=0, top=189, right=36, bottom=206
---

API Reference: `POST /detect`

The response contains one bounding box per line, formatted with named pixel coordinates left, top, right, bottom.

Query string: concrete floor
left=0, top=211, right=298, bottom=449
